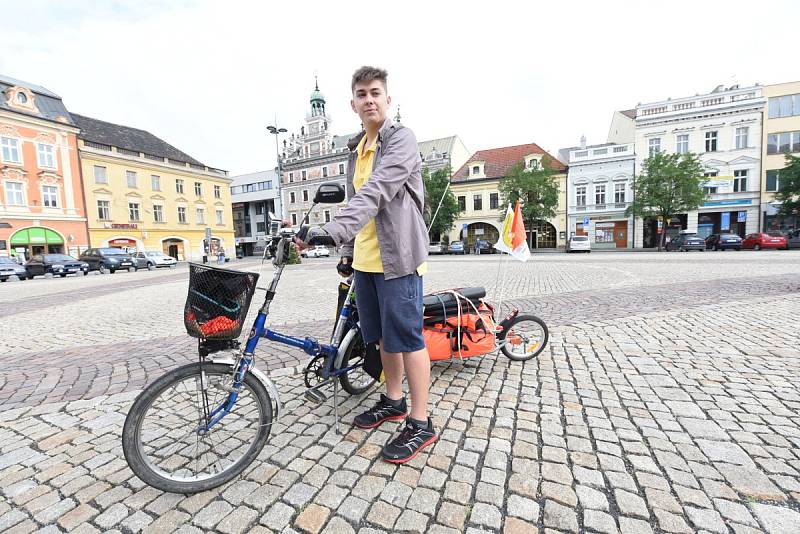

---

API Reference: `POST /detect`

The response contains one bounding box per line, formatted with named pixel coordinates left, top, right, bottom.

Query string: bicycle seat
left=423, top=287, right=486, bottom=317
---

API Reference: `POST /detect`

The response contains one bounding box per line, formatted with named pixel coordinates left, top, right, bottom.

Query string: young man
left=295, top=66, right=436, bottom=463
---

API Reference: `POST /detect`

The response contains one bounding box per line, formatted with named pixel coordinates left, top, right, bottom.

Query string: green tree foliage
left=498, top=162, right=560, bottom=240
left=288, top=243, right=301, bottom=264
left=775, top=153, right=800, bottom=218
left=422, top=166, right=461, bottom=241
left=625, top=151, right=707, bottom=251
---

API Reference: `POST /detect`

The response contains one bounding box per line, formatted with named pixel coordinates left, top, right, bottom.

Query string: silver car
left=0, top=257, right=28, bottom=281
left=567, top=235, right=591, bottom=253
left=134, top=251, right=178, bottom=270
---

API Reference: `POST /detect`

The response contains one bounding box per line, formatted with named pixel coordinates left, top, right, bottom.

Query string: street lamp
left=267, top=124, right=287, bottom=224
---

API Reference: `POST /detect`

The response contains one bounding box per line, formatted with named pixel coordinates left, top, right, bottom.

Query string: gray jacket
left=323, top=118, right=428, bottom=280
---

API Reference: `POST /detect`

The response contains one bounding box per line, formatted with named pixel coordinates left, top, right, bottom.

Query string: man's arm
left=323, top=128, right=419, bottom=245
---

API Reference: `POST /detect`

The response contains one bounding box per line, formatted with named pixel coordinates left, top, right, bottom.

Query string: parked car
left=665, top=233, right=706, bottom=251
left=428, top=242, right=444, bottom=255
left=79, top=247, right=137, bottom=273
left=787, top=229, right=800, bottom=250
left=474, top=239, right=495, bottom=255
left=567, top=235, right=591, bottom=253
left=134, top=251, right=178, bottom=270
left=742, top=232, right=788, bottom=250
left=448, top=241, right=466, bottom=255
left=25, top=254, right=90, bottom=278
left=300, top=245, right=330, bottom=258
left=705, top=233, right=742, bottom=251
left=0, top=257, right=28, bottom=281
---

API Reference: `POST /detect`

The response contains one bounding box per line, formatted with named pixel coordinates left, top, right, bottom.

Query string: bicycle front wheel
left=122, top=362, right=273, bottom=494
left=499, top=314, right=549, bottom=361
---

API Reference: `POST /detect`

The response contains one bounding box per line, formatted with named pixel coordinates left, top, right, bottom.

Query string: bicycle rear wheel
left=339, top=329, right=377, bottom=395
left=499, top=314, right=549, bottom=361
left=122, top=362, right=272, bottom=493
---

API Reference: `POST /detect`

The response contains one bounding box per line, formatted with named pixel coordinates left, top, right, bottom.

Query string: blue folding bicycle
left=122, top=183, right=375, bottom=493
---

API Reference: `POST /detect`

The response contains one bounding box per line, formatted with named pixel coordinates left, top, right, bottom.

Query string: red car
left=742, top=232, right=788, bottom=250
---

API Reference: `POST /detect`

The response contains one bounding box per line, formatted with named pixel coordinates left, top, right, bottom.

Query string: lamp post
left=267, top=124, right=287, bottom=225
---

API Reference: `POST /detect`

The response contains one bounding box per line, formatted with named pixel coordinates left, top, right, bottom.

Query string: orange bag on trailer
left=424, top=302, right=496, bottom=361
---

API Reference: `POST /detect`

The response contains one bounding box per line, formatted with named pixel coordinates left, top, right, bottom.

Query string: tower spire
left=394, top=105, right=401, bottom=123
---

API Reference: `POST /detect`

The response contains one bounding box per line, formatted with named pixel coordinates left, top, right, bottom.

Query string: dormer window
left=6, top=86, right=38, bottom=113
left=472, top=165, right=480, bottom=175
left=16, top=92, right=27, bottom=104
left=525, top=154, right=543, bottom=170
left=469, top=161, right=486, bottom=178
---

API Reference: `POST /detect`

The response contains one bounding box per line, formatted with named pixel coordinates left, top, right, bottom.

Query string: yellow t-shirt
left=351, top=134, right=427, bottom=276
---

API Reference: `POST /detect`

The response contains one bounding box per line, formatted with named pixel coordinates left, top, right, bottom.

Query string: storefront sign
left=721, top=212, right=730, bottom=231
left=111, top=223, right=138, bottom=229
left=703, top=199, right=751, bottom=207
left=583, top=216, right=590, bottom=226
left=737, top=211, right=747, bottom=222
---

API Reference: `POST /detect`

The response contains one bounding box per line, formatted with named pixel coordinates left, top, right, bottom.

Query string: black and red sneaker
left=353, top=394, right=408, bottom=429
left=381, top=417, right=438, bottom=464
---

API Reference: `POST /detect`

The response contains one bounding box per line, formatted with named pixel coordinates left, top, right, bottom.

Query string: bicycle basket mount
left=184, top=263, right=259, bottom=340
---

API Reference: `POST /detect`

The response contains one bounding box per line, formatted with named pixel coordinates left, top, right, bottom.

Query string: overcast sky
left=2, top=0, right=798, bottom=176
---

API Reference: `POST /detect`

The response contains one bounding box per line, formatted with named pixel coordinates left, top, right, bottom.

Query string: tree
left=625, top=151, right=707, bottom=251
left=775, top=153, right=800, bottom=219
left=422, top=166, right=461, bottom=241
left=498, top=162, right=560, bottom=245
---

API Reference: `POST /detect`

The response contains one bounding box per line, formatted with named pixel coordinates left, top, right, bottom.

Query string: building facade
left=634, top=85, right=765, bottom=247
left=449, top=143, right=567, bottom=250
left=0, top=75, right=89, bottom=260
left=761, top=81, right=800, bottom=233
left=74, top=114, right=234, bottom=260
left=229, top=169, right=280, bottom=257
left=562, top=140, right=636, bottom=248
left=418, top=135, right=470, bottom=176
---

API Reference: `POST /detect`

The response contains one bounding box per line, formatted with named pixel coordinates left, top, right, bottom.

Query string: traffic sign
left=583, top=217, right=590, bottom=226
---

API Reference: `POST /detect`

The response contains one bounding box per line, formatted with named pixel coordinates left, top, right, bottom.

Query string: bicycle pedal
left=304, top=389, right=327, bottom=404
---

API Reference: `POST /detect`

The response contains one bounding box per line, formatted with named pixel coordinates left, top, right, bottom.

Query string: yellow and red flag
left=494, top=201, right=530, bottom=262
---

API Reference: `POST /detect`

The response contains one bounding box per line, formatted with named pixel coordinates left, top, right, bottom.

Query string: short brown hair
left=351, top=66, right=388, bottom=92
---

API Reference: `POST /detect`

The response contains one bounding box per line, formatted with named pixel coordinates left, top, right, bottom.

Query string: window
left=94, top=165, right=108, bottom=184
left=473, top=194, right=483, bottom=210
left=290, top=192, right=296, bottom=203
left=735, top=127, right=748, bottom=149
left=176, top=179, right=184, bottom=194
left=528, top=159, right=540, bottom=170
left=291, top=213, right=297, bottom=226
left=256, top=221, right=266, bottom=233
left=128, top=202, right=140, bottom=221
left=216, top=209, right=224, bottom=225
left=489, top=193, right=499, bottom=210
left=289, top=172, right=294, bottom=182
left=705, top=131, right=718, bottom=152
left=703, top=186, right=718, bottom=195
left=595, top=184, right=606, bottom=206
left=42, top=185, right=58, bottom=207
left=194, top=182, right=202, bottom=196
left=614, top=183, right=625, bottom=204
left=322, top=167, right=328, bottom=177
left=151, top=175, right=160, bottom=191
left=301, top=170, right=307, bottom=180
left=302, top=190, right=309, bottom=202
left=795, top=132, right=800, bottom=153
left=576, top=186, right=587, bottom=207
left=338, top=163, right=345, bottom=175
left=766, top=170, right=780, bottom=192
left=779, top=132, right=792, bottom=153
left=768, top=131, right=800, bottom=154
left=676, top=134, right=689, bottom=154
left=124, top=170, right=136, bottom=188
left=214, top=185, right=221, bottom=198
left=458, top=196, right=466, bottom=211
left=703, top=171, right=719, bottom=178
left=648, top=138, right=661, bottom=156
left=153, top=204, right=164, bottom=222
left=196, top=208, right=205, bottom=224
left=472, top=165, right=480, bottom=176
left=5, top=182, right=25, bottom=205
left=177, top=206, right=187, bottom=223
left=37, top=143, right=55, bottom=168
left=324, top=210, right=331, bottom=223
left=768, top=94, right=799, bottom=119
left=1, top=137, right=21, bottom=163
left=97, top=200, right=110, bottom=220
left=733, top=170, right=748, bottom=192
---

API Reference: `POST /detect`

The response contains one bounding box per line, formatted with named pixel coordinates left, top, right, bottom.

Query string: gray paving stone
left=583, top=509, right=619, bottom=534
left=750, top=503, right=800, bottom=534
left=543, top=499, right=578, bottom=533
left=468, top=502, right=501, bottom=530
left=193, top=500, right=233, bottom=530
left=120, top=511, right=154, bottom=533
left=260, top=502, right=295, bottom=530
left=507, top=494, right=539, bottom=521
left=618, top=516, right=654, bottom=534
left=94, top=503, right=129, bottom=530
left=614, top=489, right=649, bottom=519
left=576, top=484, right=609, bottom=511
left=713, top=498, right=757, bottom=527
left=684, top=506, right=727, bottom=534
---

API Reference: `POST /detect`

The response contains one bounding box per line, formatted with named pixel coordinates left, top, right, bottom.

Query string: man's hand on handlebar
left=293, top=225, right=336, bottom=251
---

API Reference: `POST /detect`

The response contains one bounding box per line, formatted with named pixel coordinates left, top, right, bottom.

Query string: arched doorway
left=9, top=227, right=65, bottom=258
left=161, top=237, right=187, bottom=261
left=464, top=222, right=499, bottom=251
left=105, top=236, right=141, bottom=254
left=529, top=221, right=556, bottom=249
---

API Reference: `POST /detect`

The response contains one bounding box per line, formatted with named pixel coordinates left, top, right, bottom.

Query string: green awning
left=9, top=228, right=64, bottom=245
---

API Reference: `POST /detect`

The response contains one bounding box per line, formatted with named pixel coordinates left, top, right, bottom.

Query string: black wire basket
left=184, top=263, right=259, bottom=340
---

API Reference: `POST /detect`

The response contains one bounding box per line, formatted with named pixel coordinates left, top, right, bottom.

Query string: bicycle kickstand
left=332, top=379, right=341, bottom=435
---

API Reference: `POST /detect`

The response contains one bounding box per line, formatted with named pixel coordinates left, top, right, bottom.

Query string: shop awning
left=9, top=227, right=64, bottom=245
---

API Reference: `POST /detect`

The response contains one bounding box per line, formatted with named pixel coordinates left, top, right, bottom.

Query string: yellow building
left=73, top=114, right=233, bottom=260
left=761, top=81, right=800, bottom=233
left=448, top=143, right=567, bottom=250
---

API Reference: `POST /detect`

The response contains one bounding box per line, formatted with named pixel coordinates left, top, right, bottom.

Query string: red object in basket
left=200, top=316, right=239, bottom=336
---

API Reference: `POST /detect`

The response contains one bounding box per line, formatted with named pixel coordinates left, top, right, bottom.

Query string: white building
left=561, top=139, right=636, bottom=248
left=634, top=84, right=765, bottom=247
left=229, top=169, right=280, bottom=257
left=418, top=135, right=470, bottom=176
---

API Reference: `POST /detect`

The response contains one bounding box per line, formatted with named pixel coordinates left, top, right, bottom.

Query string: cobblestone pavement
left=1, top=251, right=800, bottom=532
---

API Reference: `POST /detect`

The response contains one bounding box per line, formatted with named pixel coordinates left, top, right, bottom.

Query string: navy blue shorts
left=354, top=270, right=425, bottom=353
